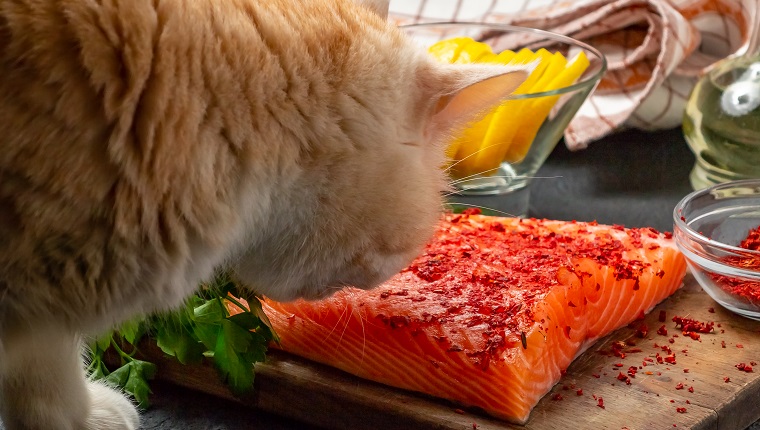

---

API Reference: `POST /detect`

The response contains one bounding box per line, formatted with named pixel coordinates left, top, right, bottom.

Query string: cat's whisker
left=444, top=175, right=563, bottom=198
left=326, top=296, right=350, bottom=341
left=337, top=304, right=352, bottom=347
left=442, top=202, right=519, bottom=218
left=443, top=141, right=507, bottom=174
left=447, top=167, right=501, bottom=186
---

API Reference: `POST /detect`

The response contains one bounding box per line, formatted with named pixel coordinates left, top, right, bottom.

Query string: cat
left=0, top=0, right=528, bottom=428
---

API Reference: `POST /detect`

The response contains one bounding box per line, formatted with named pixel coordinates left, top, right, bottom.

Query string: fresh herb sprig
left=88, top=270, right=278, bottom=407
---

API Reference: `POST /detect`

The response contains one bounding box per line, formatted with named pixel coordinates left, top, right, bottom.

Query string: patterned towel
left=390, top=0, right=760, bottom=149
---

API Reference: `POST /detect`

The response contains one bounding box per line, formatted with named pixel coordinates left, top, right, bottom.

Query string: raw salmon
left=262, top=212, right=687, bottom=423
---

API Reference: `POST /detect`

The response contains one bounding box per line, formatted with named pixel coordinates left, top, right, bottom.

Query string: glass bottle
left=683, top=54, right=760, bottom=190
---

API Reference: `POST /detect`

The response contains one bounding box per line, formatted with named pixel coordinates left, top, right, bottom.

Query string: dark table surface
left=139, top=126, right=759, bottom=429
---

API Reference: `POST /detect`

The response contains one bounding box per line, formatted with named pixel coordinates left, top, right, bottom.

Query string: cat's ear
left=353, top=0, right=389, bottom=19
left=423, top=64, right=531, bottom=143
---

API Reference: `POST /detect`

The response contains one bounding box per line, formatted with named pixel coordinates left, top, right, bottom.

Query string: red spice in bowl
left=674, top=179, right=760, bottom=320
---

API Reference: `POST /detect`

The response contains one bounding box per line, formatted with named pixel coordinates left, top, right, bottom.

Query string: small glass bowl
left=402, top=22, right=606, bottom=216
left=673, top=179, right=760, bottom=320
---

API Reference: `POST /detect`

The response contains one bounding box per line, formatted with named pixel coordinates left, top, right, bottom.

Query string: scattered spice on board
left=672, top=316, right=714, bottom=335
left=736, top=363, right=754, bottom=373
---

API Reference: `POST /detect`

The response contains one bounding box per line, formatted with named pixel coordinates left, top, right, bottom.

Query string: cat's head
left=233, top=0, right=529, bottom=301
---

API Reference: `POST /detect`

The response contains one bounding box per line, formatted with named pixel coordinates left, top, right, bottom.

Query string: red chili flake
left=636, top=323, right=649, bottom=338
left=683, top=369, right=689, bottom=373
left=686, top=400, right=691, bottom=404
left=670, top=399, right=675, bottom=403
left=576, top=389, right=583, bottom=396
left=552, top=393, right=564, bottom=401
left=454, top=408, right=466, bottom=415
left=688, top=386, right=694, bottom=393
left=614, top=363, right=624, bottom=368
left=627, top=366, right=638, bottom=378
left=676, top=407, right=687, bottom=413
left=617, top=372, right=631, bottom=385
left=597, top=397, right=605, bottom=409
left=724, top=377, right=731, bottom=383
left=675, top=382, right=684, bottom=390
left=708, top=307, right=715, bottom=313
left=737, top=344, right=744, bottom=348
left=752, top=361, right=758, bottom=366
left=668, top=337, right=675, bottom=344
left=664, top=354, right=677, bottom=364
left=610, top=341, right=628, bottom=358
left=592, top=373, right=601, bottom=378
left=472, top=424, right=479, bottom=430
left=740, top=225, right=760, bottom=250
left=721, top=340, right=727, bottom=348
left=657, top=325, right=668, bottom=336
left=672, top=316, right=714, bottom=335
left=736, top=363, right=754, bottom=373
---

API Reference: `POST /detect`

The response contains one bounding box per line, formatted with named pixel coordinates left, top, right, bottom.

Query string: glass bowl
left=673, top=179, right=760, bottom=320
left=402, top=22, right=606, bottom=216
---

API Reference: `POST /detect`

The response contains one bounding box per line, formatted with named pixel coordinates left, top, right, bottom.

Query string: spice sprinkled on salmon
left=263, top=213, right=687, bottom=423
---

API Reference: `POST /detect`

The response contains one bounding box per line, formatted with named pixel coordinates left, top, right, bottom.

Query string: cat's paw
left=85, top=382, right=140, bottom=430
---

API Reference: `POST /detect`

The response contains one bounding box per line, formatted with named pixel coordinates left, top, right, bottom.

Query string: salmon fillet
left=262, top=213, right=687, bottom=423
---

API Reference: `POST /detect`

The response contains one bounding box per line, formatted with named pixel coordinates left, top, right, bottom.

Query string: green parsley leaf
left=106, top=359, right=157, bottom=409
left=87, top=268, right=278, bottom=407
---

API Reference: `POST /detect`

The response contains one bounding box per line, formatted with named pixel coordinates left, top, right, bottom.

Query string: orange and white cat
left=0, top=0, right=527, bottom=428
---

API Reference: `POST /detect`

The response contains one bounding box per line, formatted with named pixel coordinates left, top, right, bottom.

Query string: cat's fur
left=0, top=0, right=527, bottom=428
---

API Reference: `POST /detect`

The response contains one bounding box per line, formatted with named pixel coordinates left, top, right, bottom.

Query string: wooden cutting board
left=135, top=276, right=760, bottom=430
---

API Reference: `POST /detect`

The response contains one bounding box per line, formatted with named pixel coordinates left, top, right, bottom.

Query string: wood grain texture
left=130, top=276, right=760, bottom=430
